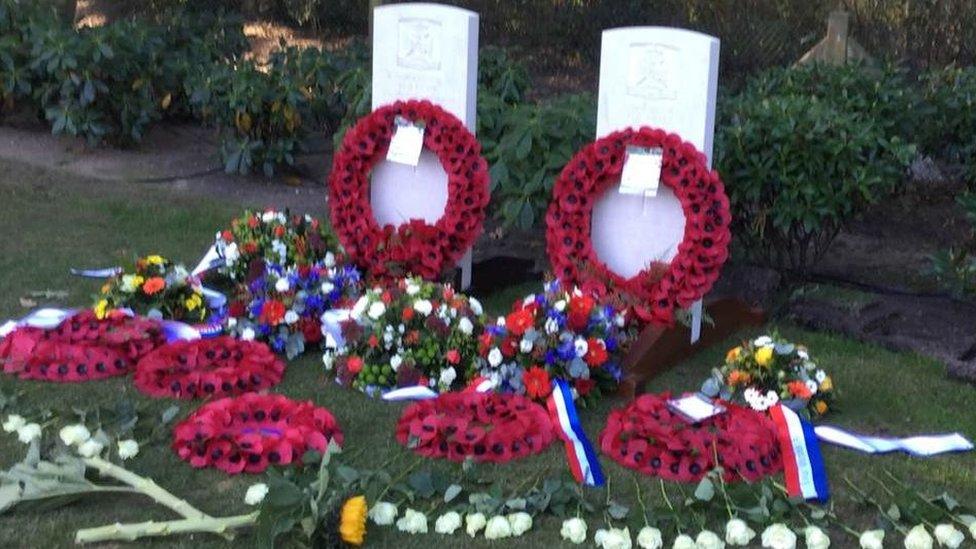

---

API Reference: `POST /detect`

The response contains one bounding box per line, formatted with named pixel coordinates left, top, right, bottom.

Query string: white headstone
left=591, top=27, right=720, bottom=341
left=370, top=3, right=479, bottom=288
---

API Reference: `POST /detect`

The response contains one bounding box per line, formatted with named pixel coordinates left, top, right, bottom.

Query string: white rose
left=672, top=534, right=696, bottom=549
left=77, top=439, right=104, bottom=457
left=435, top=511, right=462, bottom=535
left=487, top=348, right=503, bottom=367
left=458, top=317, right=474, bottom=335
left=754, top=335, right=773, bottom=347
left=321, top=281, right=335, bottom=294
left=324, top=251, right=335, bottom=267
left=519, top=338, right=533, bottom=353
left=761, top=524, right=797, bottom=549
left=574, top=337, right=589, bottom=357
left=16, top=423, right=41, bottom=444
left=241, top=328, right=255, bottom=341
left=466, top=513, right=487, bottom=537
left=368, top=501, right=398, bottom=526
left=554, top=299, right=567, bottom=312
left=413, top=299, right=433, bottom=316
left=396, top=508, right=428, bottom=534
left=261, top=211, right=274, bottom=222
left=507, top=512, right=532, bottom=536
left=244, top=483, right=268, bottom=505
left=2, top=415, right=26, bottom=433
left=439, top=367, right=457, bottom=387
left=595, top=527, right=632, bottom=549
left=469, top=297, right=483, bottom=316
left=636, top=526, right=663, bottom=548
left=368, top=302, right=386, bottom=320
left=406, top=281, right=421, bottom=295
left=934, top=524, right=964, bottom=548
left=117, top=439, right=139, bottom=460
left=905, top=525, right=933, bottom=549
left=697, top=529, right=726, bottom=549
left=284, top=311, right=299, bottom=325
left=274, top=277, right=290, bottom=293
left=560, top=517, right=587, bottom=544
left=223, top=242, right=240, bottom=265
left=859, top=530, right=885, bottom=549
left=59, top=424, right=91, bottom=446
left=725, top=519, right=756, bottom=546
left=804, top=526, right=830, bottom=549
left=484, top=515, right=512, bottom=540
left=390, top=354, right=403, bottom=371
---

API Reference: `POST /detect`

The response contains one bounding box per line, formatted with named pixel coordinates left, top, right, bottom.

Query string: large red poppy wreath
left=545, top=127, right=731, bottom=326
left=173, top=393, right=344, bottom=474
left=599, top=393, right=782, bottom=483
left=0, top=310, right=165, bottom=382
left=328, top=100, right=490, bottom=281
left=396, top=392, right=556, bottom=463
left=134, top=336, right=285, bottom=400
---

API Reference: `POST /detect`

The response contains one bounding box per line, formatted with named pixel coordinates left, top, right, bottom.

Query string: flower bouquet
left=212, top=209, right=341, bottom=283
left=224, top=259, right=361, bottom=359
left=95, top=255, right=209, bottom=322
left=701, top=334, right=834, bottom=418
left=474, top=281, right=632, bottom=403
left=330, top=277, right=486, bottom=395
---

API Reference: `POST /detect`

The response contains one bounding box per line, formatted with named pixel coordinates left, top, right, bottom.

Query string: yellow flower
left=754, top=346, right=774, bottom=367
left=94, top=299, right=109, bottom=320
left=185, top=293, right=203, bottom=312
left=339, top=495, right=367, bottom=546
left=725, top=346, right=742, bottom=362
left=819, top=376, right=833, bottom=392
left=145, top=255, right=166, bottom=265
left=814, top=400, right=828, bottom=415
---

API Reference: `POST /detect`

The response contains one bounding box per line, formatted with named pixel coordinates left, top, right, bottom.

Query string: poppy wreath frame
left=172, top=393, right=344, bottom=474
left=0, top=310, right=166, bottom=382
left=328, top=99, right=491, bottom=281
left=599, top=393, right=782, bottom=483
left=545, top=127, right=732, bottom=326
left=134, top=336, right=286, bottom=400
left=395, top=392, right=556, bottom=464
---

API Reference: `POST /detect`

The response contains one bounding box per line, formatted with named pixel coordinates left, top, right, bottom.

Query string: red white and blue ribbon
left=814, top=425, right=973, bottom=456
left=769, top=403, right=829, bottom=503
left=546, top=379, right=605, bottom=487
left=381, top=376, right=494, bottom=402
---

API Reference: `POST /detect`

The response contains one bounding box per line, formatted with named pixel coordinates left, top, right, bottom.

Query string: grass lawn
left=0, top=157, right=974, bottom=548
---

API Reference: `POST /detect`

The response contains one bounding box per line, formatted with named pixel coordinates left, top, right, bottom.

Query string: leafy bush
left=0, top=1, right=57, bottom=114
left=919, top=67, right=976, bottom=184
left=930, top=192, right=976, bottom=297
left=716, top=92, right=915, bottom=272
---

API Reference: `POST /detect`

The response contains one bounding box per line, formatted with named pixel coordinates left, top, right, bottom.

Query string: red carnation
left=445, top=349, right=460, bottom=364
left=584, top=338, right=609, bottom=367
left=274, top=225, right=286, bottom=237
left=259, top=300, right=286, bottom=326
left=247, top=215, right=259, bottom=228
left=506, top=308, right=535, bottom=337
left=221, top=230, right=234, bottom=242
left=367, top=334, right=379, bottom=348
left=300, top=318, right=322, bottom=344
left=243, top=241, right=259, bottom=254
left=523, top=367, right=552, bottom=400
left=346, top=356, right=364, bottom=375
left=402, top=307, right=415, bottom=322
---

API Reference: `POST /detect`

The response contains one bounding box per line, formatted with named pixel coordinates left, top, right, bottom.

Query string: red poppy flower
left=523, top=367, right=552, bottom=400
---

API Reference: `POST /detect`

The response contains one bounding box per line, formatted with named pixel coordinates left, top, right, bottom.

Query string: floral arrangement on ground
left=95, top=254, right=210, bottom=322
left=328, top=277, right=486, bottom=395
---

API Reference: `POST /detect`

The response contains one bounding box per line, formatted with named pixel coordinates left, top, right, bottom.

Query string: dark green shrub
left=930, top=192, right=976, bottom=297
left=920, top=67, right=976, bottom=185
left=716, top=92, right=915, bottom=272
left=0, top=0, right=57, bottom=114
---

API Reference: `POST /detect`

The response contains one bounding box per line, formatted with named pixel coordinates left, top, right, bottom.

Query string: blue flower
left=605, top=337, right=618, bottom=352
left=271, top=335, right=286, bottom=352
left=544, top=349, right=558, bottom=365
left=557, top=339, right=576, bottom=361
left=604, top=361, right=622, bottom=382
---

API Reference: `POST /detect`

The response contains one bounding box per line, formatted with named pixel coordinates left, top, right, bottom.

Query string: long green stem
left=843, top=477, right=907, bottom=535
left=634, top=477, right=649, bottom=527
left=881, top=469, right=969, bottom=527
left=660, top=480, right=683, bottom=534
left=83, top=456, right=212, bottom=522
left=376, top=457, right=423, bottom=503
left=75, top=512, right=259, bottom=544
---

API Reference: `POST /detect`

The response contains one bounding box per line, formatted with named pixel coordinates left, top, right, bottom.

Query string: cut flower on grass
left=97, top=255, right=210, bottom=322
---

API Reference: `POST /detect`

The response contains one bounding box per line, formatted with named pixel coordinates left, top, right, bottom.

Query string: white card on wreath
left=386, top=116, right=425, bottom=167
left=667, top=394, right=726, bottom=423
left=619, top=145, right=663, bottom=197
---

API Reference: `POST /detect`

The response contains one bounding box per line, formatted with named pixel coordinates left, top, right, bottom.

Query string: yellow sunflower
left=339, top=495, right=367, bottom=546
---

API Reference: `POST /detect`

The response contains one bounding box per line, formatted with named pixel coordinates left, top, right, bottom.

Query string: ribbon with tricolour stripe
left=381, top=375, right=495, bottom=402
left=769, top=403, right=829, bottom=503
left=546, top=379, right=605, bottom=487
left=814, top=425, right=973, bottom=456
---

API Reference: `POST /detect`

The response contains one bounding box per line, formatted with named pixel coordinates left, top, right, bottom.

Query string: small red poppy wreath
left=172, top=393, right=343, bottom=474
left=134, top=336, right=285, bottom=400
left=0, top=310, right=165, bottom=382
left=395, top=392, right=556, bottom=463
left=545, top=127, right=732, bottom=326
left=599, top=393, right=781, bottom=483
left=328, top=100, right=490, bottom=281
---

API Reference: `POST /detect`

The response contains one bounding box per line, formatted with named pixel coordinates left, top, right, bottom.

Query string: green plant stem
left=376, top=457, right=423, bottom=503
left=842, top=477, right=907, bottom=535
left=660, top=480, right=683, bottom=534
left=75, top=512, right=258, bottom=544
left=881, top=469, right=970, bottom=527
left=634, top=477, right=649, bottom=527
left=83, top=456, right=213, bottom=522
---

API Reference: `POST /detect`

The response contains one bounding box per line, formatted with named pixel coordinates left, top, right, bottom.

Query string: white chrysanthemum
left=560, top=517, right=587, bottom=544
left=274, top=277, right=290, bottom=293
left=284, top=311, right=299, bottom=325
left=16, top=423, right=41, bottom=444
left=458, top=317, right=474, bottom=335
left=77, top=439, right=104, bottom=458
left=761, top=523, right=796, bottom=549
left=117, top=439, right=139, bottom=460
left=815, top=369, right=827, bottom=383
left=406, top=281, right=421, bottom=295
left=804, top=526, right=830, bottom=549
left=934, top=524, right=964, bottom=548
left=368, top=501, right=397, bottom=525
left=859, top=529, right=884, bottom=549
left=434, top=511, right=462, bottom=534
left=574, top=337, right=588, bottom=357
left=487, top=348, right=503, bottom=367
left=519, top=338, right=533, bottom=354
left=413, top=299, right=433, bottom=316
left=905, top=525, right=933, bottom=549
left=2, top=414, right=26, bottom=433
left=484, top=515, right=512, bottom=540
left=465, top=513, right=487, bottom=537
left=805, top=379, right=819, bottom=395
left=507, top=512, right=532, bottom=536
left=725, top=519, right=756, bottom=546
left=223, top=243, right=240, bottom=265
left=367, top=301, right=386, bottom=320
left=439, top=367, right=457, bottom=387
left=636, top=525, right=663, bottom=548
left=241, top=327, right=256, bottom=341
left=554, top=299, right=567, bottom=312
left=396, top=508, right=428, bottom=534
left=244, top=483, right=268, bottom=505
left=321, top=281, right=335, bottom=294
left=754, top=335, right=773, bottom=347
left=390, top=354, right=403, bottom=371
left=59, top=424, right=91, bottom=446
left=545, top=317, right=559, bottom=334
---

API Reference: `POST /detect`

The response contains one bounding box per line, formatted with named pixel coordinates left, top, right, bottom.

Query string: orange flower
left=787, top=380, right=813, bottom=399
left=726, top=369, right=751, bottom=386
left=142, top=277, right=166, bottom=295
left=725, top=346, right=742, bottom=362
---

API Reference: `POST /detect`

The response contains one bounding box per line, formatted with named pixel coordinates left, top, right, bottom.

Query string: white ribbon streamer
left=0, top=308, right=77, bottom=338
left=815, top=426, right=974, bottom=456
left=191, top=244, right=223, bottom=277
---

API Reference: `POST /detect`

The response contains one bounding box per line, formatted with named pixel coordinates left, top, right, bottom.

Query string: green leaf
left=408, top=470, right=436, bottom=499
left=693, top=478, right=715, bottom=502
left=444, top=484, right=462, bottom=503
left=607, top=500, right=630, bottom=520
